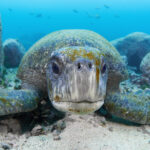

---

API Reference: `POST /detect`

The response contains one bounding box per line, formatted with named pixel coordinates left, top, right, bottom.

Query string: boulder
left=111, top=32, right=150, bottom=70
left=3, top=39, right=25, bottom=68
left=140, top=52, right=150, bottom=78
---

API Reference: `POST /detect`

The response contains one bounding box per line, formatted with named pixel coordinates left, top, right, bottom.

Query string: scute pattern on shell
left=17, top=29, right=128, bottom=92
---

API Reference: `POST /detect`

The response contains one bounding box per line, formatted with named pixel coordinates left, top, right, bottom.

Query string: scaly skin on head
left=59, top=47, right=105, bottom=85
left=46, top=46, right=108, bottom=114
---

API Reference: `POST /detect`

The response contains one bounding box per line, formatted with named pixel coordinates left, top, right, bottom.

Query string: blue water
left=0, top=0, right=150, bottom=49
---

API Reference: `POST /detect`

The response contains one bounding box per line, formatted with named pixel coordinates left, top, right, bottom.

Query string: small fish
left=95, top=14, right=101, bottom=19
left=86, top=12, right=101, bottom=19
left=72, top=9, right=78, bottom=13
left=104, top=5, right=110, bottom=9
left=8, top=8, right=12, bottom=12
left=114, top=14, right=120, bottom=18
left=36, top=14, right=42, bottom=18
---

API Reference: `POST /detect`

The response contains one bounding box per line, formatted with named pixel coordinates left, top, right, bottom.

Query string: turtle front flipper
left=104, top=90, right=150, bottom=124
left=0, top=89, right=40, bottom=116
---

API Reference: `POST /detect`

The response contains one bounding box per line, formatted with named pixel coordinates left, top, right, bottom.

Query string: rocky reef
left=3, top=39, right=25, bottom=68
left=140, top=52, right=150, bottom=78
left=111, top=32, right=150, bottom=71
left=111, top=32, right=150, bottom=91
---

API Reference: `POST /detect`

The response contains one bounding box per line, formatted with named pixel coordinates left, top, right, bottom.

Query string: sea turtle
left=0, top=26, right=150, bottom=124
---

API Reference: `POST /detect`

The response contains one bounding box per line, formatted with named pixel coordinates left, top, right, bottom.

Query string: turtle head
left=46, top=46, right=108, bottom=114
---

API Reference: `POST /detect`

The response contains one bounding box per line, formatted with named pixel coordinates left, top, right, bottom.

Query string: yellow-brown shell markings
left=60, top=48, right=104, bottom=84
left=0, top=97, right=11, bottom=107
left=54, top=95, right=61, bottom=102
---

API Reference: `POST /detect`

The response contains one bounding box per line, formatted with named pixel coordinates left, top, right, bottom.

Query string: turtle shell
left=17, top=29, right=128, bottom=93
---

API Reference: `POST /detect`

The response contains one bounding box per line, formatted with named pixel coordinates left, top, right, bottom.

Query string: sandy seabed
left=0, top=114, right=150, bottom=150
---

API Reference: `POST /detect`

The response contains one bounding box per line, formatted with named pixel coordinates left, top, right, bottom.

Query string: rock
left=0, top=125, right=8, bottom=134
left=111, top=32, right=150, bottom=70
left=51, top=120, right=66, bottom=133
left=0, top=142, right=11, bottom=150
left=128, top=67, right=150, bottom=88
left=0, top=17, right=4, bottom=77
left=3, top=39, right=25, bottom=68
left=0, top=118, right=21, bottom=134
left=120, top=67, right=150, bottom=92
left=108, top=127, right=113, bottom=132
left=2, top=68, right=21, bottom=89
left=52, top=130, right=61, bottom=141
left=31, top=125, right=44, bottom=136
left=100, top=117, right=107, bottom=126
left=121, top=55, right=128, bottom=65
left=140, top=52, right=150, bottom=77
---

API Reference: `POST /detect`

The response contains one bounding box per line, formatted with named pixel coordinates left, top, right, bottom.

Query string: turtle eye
left=52, top=62, right=60, bottom=74
left=101, top=64, right=107, bottom=74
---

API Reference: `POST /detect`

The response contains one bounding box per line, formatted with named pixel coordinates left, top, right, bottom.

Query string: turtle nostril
left=77, top=63, right=81, bottom=70
left=88, top=63, right=92, bottom=69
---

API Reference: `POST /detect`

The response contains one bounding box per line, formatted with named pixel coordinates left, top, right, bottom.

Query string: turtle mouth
left=69, top=100, right=98, bottom=104
left=53, top=100, right=99, bottom=103
left=52, top=100, right=103, bottom=114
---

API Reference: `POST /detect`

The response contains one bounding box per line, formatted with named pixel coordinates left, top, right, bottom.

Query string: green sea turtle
left=0, top=26, right=150, bottom=124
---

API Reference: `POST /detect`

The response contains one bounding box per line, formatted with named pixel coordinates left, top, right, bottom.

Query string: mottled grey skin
left=0, top=89, right=39, bottom=115
left=105, top=90, right=150, bottom=124
left=0, top=29, right=149, bottom=124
